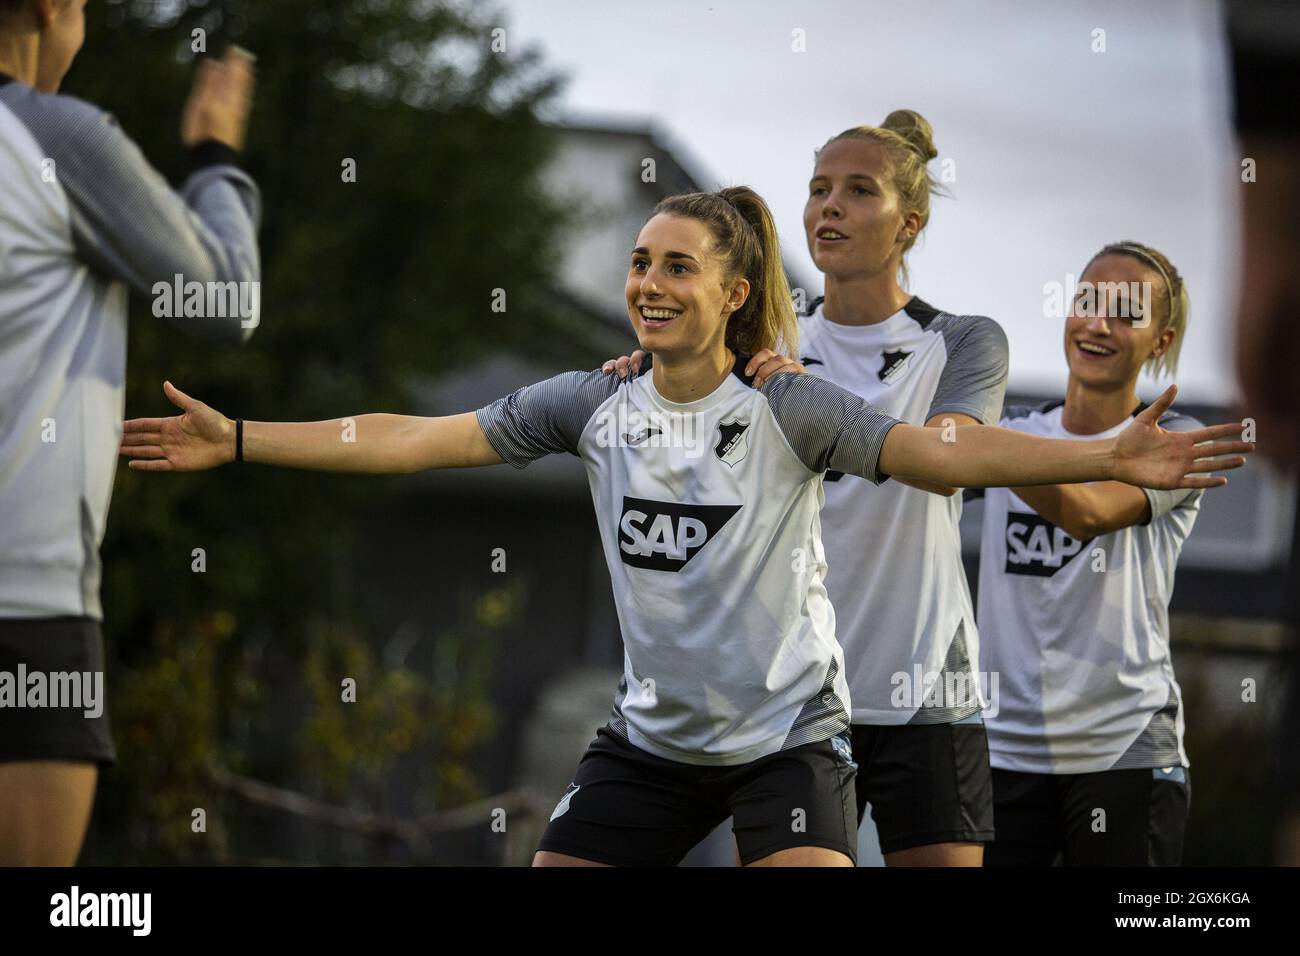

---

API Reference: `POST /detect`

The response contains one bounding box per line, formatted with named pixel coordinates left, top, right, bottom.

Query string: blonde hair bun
left=881, top=109, right=938, bottom=162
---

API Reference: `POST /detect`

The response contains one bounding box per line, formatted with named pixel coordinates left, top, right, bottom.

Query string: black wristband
left=190, top=139, right=241, bottom=173
left=236, top=418, right=244, bottom=463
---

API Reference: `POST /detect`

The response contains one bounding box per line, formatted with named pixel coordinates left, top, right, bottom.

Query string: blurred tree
left=75, top=0, right=572, bottom=862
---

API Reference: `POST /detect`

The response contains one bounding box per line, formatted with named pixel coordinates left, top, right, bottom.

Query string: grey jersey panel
left=0, top=84, right=261, bottom=342
left=905, top=621, right=982, bottom=724
left=924, top=313, right=1010, bottom=425
left=1112, top=699, right=1183, bottom=770
left=475, top=368, right=621, bottom=468
left=758, top=371, right=901, bottom=483
left=1142, top=412, right=1205, bottom=520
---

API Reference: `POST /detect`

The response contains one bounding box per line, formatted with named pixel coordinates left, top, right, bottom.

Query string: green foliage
left=79, top=0, right=567, bottom=862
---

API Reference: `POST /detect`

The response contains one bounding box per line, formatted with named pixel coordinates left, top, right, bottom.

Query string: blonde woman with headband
left=973, top=241, right=1202, bottom=866
left=607, top=110, right=1011, bottom=866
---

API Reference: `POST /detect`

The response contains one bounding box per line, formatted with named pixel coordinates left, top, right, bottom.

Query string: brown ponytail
left=649, top=186, right=798, bottom=357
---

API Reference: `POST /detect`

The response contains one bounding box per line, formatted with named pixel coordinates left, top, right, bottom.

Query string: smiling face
left=803, top=137, right=918, bottom=282
left=1065, top=253, right=1175, bottom=388
left=625, top=212, right=748, bottom=361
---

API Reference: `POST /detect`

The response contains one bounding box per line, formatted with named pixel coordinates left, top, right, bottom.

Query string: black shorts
left=0, top=617, right=116, bottom=767
left=537, top=726, right=858, bottom=866
left=986, top=765, right=1190, bottom=866
left=850, top=716, right=994, bottom=854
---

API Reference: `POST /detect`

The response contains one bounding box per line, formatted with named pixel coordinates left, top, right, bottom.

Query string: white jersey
left=798, top=297, right=1008, bottom=724
left=476, top=355, right=901, bottom=766
left=976, top=402, right=1202, bottom=774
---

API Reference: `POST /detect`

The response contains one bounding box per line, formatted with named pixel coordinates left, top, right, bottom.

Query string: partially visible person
left=0, top=0, right=260, bottom=865
left=976, top=242, right=1207, bottom=866
left=1226, top=0, right=1300, bottom=865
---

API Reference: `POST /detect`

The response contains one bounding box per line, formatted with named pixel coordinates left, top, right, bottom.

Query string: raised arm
left=120, top=382, right=503, bottom=474
left=879, top=386, right=1251, bottom=491
left=6, top=49, right=261, bottom=343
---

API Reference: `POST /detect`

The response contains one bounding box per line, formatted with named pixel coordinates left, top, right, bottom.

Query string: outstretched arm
left=120, top=382, right=503, bottom=474
left=879, top=386, right=1251, bottom=491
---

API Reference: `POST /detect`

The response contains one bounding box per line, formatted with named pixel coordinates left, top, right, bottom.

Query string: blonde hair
left=1085, top=241, right=1189, bottom=379
left=816, top=109, right=943, bottom=286
left=650, top=186, right=798, bottom=357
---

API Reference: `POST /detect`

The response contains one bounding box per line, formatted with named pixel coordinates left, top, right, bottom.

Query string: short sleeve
left=475, top=368, right=617, bottom=470
left=927, top=315, right=1010, bottom=425
left=760, top=372, right=902, bottom=484
left=1143, top=412, right=1207, bottom=521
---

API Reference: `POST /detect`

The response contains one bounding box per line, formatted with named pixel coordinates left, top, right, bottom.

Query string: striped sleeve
left=0, top=86, right=261, bottom=343
left=1144, top=412, right=1206, bottom=520
left=927, top=314, right=1010, bottom=424
left=475, top=368, right=618, bottom=469
left=759, top=372, right=902, bottom=484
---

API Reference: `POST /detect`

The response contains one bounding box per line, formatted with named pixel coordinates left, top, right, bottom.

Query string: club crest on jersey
left=878, top=349, right=912, bottom=384
left=618, top=496, right=741, bottom=571
left=1004, top=511, right=1093, bottom=577
left=714, top=419, right=750, bottom=467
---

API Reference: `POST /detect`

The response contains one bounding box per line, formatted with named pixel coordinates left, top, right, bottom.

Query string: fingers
left=752, top=359, right=805, bottom=389
left=1193, top=438, right=1254, bottom=457
left=1186, top=456, right=1248, bottom=473
left=163, top=380, right=195, bottom=412
left=120, top=444, right=165, bottom=460
left=220, top=46, right=256, bottom=106
left=123, top=417, right=168, bottom=433
left=745, top=349, right=778, bottom=376
left=601, top=351, right=650, bottom=380
left=1192, top=422, right=1256, bottom=443
left=1176, top=475, right=1229, bottom=489
left=126, top=458, right=174, bottom=472
left=1139, top=385, right=1177, bottom=423
left=120, top=430, right=161, bottom=447
left=602, top=355, right=632, bottom=378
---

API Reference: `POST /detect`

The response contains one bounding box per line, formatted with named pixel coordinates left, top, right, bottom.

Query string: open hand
left=1112, top=385, right=1254, bottom=489
left=120, top=382, right=234, bottom=472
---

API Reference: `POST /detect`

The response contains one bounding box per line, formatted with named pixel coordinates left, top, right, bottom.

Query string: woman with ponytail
left=121, top=190, right=1248, bottom=867
left=608, top=110, right=1012, bottom=866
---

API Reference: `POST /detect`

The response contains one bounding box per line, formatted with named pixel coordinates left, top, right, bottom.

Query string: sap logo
left=618, top=496, right=741, bottom=571
left=1004, top=511, right=1092, bottom=577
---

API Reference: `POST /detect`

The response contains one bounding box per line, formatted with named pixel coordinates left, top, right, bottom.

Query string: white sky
left=496, top=0, right=1240, bottom=402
